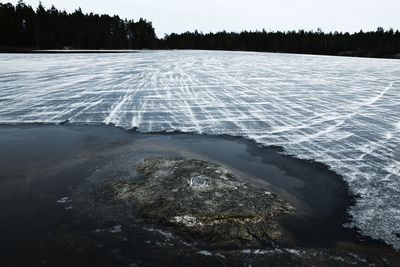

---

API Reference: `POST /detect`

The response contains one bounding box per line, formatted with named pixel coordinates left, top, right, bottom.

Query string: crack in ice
left=0, top=51, right=400, bottom=249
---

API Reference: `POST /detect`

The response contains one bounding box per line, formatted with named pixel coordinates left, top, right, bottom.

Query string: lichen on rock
left=109, top=158, right=295, bottom=247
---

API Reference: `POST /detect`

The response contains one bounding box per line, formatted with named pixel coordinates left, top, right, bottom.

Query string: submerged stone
left=109, top=158, right=295, bottom=247
left=68, top=154, right=400, bottom=265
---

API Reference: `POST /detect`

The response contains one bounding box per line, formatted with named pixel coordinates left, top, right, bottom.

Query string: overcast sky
left=12, top=0, right=400, bottom=37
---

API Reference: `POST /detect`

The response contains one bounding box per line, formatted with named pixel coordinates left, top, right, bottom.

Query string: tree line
left=159, top=29, right=400, bottom=58
left=1, top=1, right=399, bottom=58
left=0, top=1, right=156, bottom=49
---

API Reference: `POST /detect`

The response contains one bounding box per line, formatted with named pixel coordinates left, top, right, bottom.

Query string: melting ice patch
left=0, top=51, right=400, bottom=249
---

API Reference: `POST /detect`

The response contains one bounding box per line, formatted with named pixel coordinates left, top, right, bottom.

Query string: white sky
left=12, top=0, right=400, bottom=37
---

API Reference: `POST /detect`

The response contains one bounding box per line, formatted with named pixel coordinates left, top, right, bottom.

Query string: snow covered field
left=0, top=50, right=399, bottom=249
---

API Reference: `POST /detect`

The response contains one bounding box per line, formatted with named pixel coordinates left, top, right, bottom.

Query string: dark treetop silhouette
left=0, top=1, right=156, bottom=49
left=159, top=28, right=400, bottom=59
left=1, top=1, right=399, bottom=58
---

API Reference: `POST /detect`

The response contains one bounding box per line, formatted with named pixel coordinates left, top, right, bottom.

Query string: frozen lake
left=0, top=50, right=399, bottom=249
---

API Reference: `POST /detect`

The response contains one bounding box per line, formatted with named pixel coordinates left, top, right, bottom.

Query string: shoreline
left=0, top=49, right=139, bottom=54
left=0, top=123, right=398, bottom=265
left=0, top=48, right=399, bottom=60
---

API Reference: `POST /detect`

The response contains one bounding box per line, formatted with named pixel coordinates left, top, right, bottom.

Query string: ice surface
left=0, top=50, right=399, bottom=248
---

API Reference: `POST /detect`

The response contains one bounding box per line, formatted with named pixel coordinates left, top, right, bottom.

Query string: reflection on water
left=0, top=125, right=369, bottom=266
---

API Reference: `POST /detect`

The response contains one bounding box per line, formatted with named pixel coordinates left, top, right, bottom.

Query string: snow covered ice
left=0, top=50, right=399, bottom=249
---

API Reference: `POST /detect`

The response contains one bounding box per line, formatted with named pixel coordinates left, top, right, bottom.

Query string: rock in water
left=110, top=158, right=295, bottom=247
